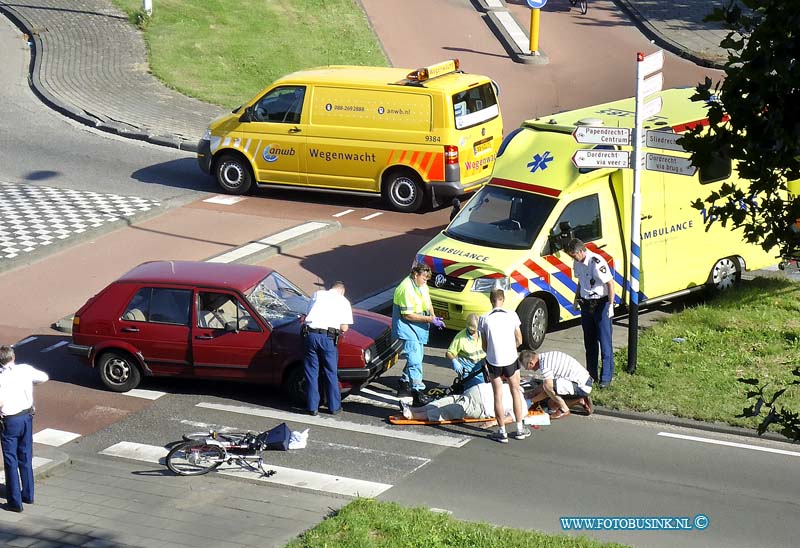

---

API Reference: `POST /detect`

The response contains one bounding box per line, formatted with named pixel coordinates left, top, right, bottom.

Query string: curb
left=0, top=445, right=72, bottom=486
left=613, top=0, right=727, bottom=70
left=485, top=11, right=549, bottom=65
left=0, top=5, right=198, bottom=152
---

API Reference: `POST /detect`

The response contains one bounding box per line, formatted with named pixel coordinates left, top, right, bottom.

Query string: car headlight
left=201, top=128, right=211, bottom=141
left=471, top=276, right=511, bottom=293
left=363, top=347, right=373, bottom=364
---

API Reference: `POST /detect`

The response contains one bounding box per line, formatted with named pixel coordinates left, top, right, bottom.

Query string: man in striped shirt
left=521, top=349, right=594, bottom=419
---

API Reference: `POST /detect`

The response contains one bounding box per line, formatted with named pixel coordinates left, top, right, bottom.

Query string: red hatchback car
left=68, top=261, right=402, bottom=402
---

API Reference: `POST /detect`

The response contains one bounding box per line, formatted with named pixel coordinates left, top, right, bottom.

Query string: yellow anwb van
left=197, top=60, right=503, bottom=212
left=415, top=88, right=777, bottom=348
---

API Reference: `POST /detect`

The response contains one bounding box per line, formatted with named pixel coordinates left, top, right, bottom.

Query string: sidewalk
left=0, top=0, right=728, bottom=152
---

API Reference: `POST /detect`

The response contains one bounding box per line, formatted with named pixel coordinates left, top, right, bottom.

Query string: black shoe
left=397, top=380, right=411, bottom=397
left=412, top=391, right=433, bottom=406
left=6, top=504, right=22, bottom=513
left=308, top=409, right=318, bottom=416
left=599, top=381, right=612, bottom=389
left=22, top=498, right=33, bottom=505
left=329, top=407, right=342, bottom=415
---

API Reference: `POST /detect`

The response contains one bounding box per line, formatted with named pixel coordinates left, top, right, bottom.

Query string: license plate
left=433, top=308, right=449, bottom=320
left=473, top=139, right=492, bottom=155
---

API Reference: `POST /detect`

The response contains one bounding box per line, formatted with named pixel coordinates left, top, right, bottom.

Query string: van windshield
left=246, top=271, right=310, bottom=328
left=452, top=83, right=499, bottom=130
left=445, top=184, right=557, bottom=250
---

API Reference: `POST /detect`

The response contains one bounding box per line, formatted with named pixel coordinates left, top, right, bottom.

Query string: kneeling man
left=521, top=349, right=594, bottom=419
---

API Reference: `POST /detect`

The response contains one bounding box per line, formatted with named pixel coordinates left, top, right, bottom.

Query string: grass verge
left=111, top=0, right=388, bottom=108
left=285, top=499, right=628, bottom=548
left=595, top=277, right=800, bottom=430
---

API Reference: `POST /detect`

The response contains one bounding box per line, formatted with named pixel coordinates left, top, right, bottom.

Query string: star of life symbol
left=527, top=151, right=553, bottom=173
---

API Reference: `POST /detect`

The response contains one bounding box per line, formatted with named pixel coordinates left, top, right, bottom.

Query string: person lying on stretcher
left=398, top=382, right=533, bottom=425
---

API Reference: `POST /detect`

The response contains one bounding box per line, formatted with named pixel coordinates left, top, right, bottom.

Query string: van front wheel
left=517, top=297, right=548, bottom=350
left=216, top=154, right=252, bottom=195
left=384, top=171, right=424, bottom=212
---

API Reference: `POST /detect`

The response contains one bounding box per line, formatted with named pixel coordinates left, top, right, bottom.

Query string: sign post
left=526, top=0, right=548, bottom=55
left=628, top=49, right=663, bottom=374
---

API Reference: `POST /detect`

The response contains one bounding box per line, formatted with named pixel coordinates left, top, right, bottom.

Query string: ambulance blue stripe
left=432, top=257, right=446, bottom=273
left=523, top=277, right=581, bottom=318
left=550, top=271, right=578, bottom=293
left=632, top=242, right=641, bottom=257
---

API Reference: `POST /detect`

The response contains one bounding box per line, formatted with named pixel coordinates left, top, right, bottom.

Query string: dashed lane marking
left=332, top=209, right=354, bottom=217
left=120, top=388, right=167, bottom=400
left=13, top=336, right=37, bottom=347
left=202, top=195, right=246, bottom=205
left=41, top=340, right=69, bottom=353
left=33, top=428, right=81, bottom=447
left=207, top=221, right=329, bottom=264
left=99, top=441, right=393, bottom=498
left=353, top=287, right=395, bottom=311
left=195, top=402, right=470, bottom=448
left=361, top=212, right=383, bottom=220
left=658, top=432, right=800, bottom=458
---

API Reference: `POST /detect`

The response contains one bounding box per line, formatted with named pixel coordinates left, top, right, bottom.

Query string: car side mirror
left=224, top=320, right=238, bottom=333
left=239, top=106, right=253, bottom=123
left=450, top=198, right=461, bottom=222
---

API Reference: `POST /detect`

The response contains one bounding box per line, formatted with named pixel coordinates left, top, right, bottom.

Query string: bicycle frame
left=167, top=430, right=277, bottom=477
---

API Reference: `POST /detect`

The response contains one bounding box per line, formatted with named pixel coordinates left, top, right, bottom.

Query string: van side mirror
left=239, top=106, right=253, bottom=123
left=450, top=198, right=461, bottom=222
left=548, top=222, right=574, bottom=253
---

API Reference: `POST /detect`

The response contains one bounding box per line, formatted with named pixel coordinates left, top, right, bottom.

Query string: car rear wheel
left=215, top=153, right=252, bottom=195
left=517, top=297, right=548, bottom=350
left=708, top=256, right=741, bottom=292
left=383, top=170, right=424, bottom=212
left=98, top=351, right=142, bottom=392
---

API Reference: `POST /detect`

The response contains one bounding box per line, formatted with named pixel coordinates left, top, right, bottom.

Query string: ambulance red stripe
left=490, top=177, right=561, bottom=197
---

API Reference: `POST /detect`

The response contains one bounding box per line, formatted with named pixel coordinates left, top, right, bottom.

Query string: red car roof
left=117, top=261, right=272, bottom=290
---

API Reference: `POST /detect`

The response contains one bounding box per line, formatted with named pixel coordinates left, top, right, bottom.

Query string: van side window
left=546, top=195, right=602, bottom=254
left=699, top=152, right=731, bottom=184
left=253, top=86, right=305, bottom=124
left=197, top=292, right=260, bottom=332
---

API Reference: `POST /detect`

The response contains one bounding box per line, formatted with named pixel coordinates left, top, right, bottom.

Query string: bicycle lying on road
left=166, top=430, right=278, bottom=477
left=570, top=0, right=588, bottom=15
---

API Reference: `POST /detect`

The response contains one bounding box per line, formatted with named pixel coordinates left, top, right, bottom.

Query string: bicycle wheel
left=579, top=0, right=587, bottom=15
left=166, top=441, right=225, bottom=476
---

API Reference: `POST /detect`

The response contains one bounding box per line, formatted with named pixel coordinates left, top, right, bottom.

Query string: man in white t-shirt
left=399, top=382, right=532, bottom=423
left=303, top=281, right=353, bottom=416
left=479, top=289, right=529, bottom=443
left=521, top=349, right=594, bottom=419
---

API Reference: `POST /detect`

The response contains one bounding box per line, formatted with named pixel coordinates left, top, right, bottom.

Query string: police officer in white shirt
left=566, top=238, right=615, bottom=388
left=0, top=345, right=48, bottom=512
left=302, top=281, right=353, bottom=416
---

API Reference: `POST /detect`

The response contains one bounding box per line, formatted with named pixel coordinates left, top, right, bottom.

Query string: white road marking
left=208, top=222, right=329, bottom=263
left=120, top=388, right=166, bottom=400
left=361, top=212, right=383, bottom=220
left=658, top=432, right=800, bottom=457
left=99, top=441, right=392, bottom=498
left=13, top=337, right=37, bottom=347
left=33, top=428, right=81, bottom=447
left=353, top=287, right=396, bottom=312
left=196, top=402, right=470, bottom=448
left=332, top=209, right=354, bottom=217
left=41, top=340, right=69, bottom=353
left=495, top=10, right=530, bottom=53
left=202, top=195, right=246, bottom=205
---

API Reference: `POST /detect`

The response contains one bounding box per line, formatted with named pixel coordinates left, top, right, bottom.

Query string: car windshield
left=444, top=184, right=557, bottom=249
left=246, top=271, right=310, bottom=328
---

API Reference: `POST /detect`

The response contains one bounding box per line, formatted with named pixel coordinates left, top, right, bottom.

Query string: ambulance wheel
left=384, top=170, right=424, bottom=212
left=708, top=256, right=741, bottom=292
left=216, top=154, right=252, bottom=195
left=518, top=297, right=548, bottom=350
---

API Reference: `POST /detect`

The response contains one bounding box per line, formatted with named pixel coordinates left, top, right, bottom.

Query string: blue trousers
left=1, top=413, right=34, bottom=508
left=400, top=339, right=426, bottom=391
left=581, top=301, right=614, bottom=384
left=303, top=332, right=341, bottom=413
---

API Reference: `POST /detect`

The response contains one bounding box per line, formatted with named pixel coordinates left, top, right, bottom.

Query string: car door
left=191, top=290, right=274, bottom=382
left=117, top=286, right=192, bottom=375
left=244, top=85, right=308, bottom=185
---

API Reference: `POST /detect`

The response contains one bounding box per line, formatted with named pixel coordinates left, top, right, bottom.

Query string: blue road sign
left=526, top=0, right=548, bottom=8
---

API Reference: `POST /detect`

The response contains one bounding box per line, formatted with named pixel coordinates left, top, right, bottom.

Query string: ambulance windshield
left=445, top=185, right=557, bottom=250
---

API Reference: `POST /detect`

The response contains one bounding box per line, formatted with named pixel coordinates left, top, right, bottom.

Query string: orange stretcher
left=388, top=408, right=548, bottom=426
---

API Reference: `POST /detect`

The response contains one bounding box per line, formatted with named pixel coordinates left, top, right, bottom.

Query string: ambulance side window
left=253, top=86, right=306, bottom=124
left=699, top=152, right=731, bottom=184
left=545, top=195, right=601, bottom=254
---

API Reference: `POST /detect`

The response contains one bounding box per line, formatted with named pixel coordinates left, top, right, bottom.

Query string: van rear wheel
left=216, top=154, right=252, bottom=195
left=709, top=256, right=741, bottom=292
left=384, top=171, right=424, bottom=212
left=517, top=297, right=548, bottom=350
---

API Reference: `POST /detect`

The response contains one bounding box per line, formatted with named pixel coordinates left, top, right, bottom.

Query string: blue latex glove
left=451, top=358, right=464, bottom=376
left=431, top=316, right=446, bottom=329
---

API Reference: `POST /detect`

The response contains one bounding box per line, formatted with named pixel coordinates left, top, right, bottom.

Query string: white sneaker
left=488, top=430, right=509, bottom=444
left=512, top=426, right=532, bottom=440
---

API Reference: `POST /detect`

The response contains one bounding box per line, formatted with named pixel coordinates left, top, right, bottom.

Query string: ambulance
left=415, top=88, right=777, bottom=349
left=197, top=60, right=502, bottom=212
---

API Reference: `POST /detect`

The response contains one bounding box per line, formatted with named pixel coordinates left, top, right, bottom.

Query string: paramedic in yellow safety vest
left=445, top=313, right=486, bottom=391
left=392, top=263, right=445, bottom=398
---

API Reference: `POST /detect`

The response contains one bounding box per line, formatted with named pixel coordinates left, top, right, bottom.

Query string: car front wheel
left=98, top=351, right=142, bottom=392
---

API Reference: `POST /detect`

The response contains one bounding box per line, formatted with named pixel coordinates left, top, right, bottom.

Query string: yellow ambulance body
left=416, top=88, right=777, bottom=348
left=197, top=60, right=502, bottom=212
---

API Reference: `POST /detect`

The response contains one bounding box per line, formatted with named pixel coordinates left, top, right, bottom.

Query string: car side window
left=122, top=288, right=150, bottom=322
left=197, top=292, right=260, bottom=332
left=253, top=86, right=305, bottom=124
left=149, top=288, right=192, bottom=325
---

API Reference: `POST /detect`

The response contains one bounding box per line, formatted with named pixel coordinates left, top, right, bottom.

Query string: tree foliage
left=737, top=367, right=800, bottom=441
left=679, top=0, right=800, bottom=259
